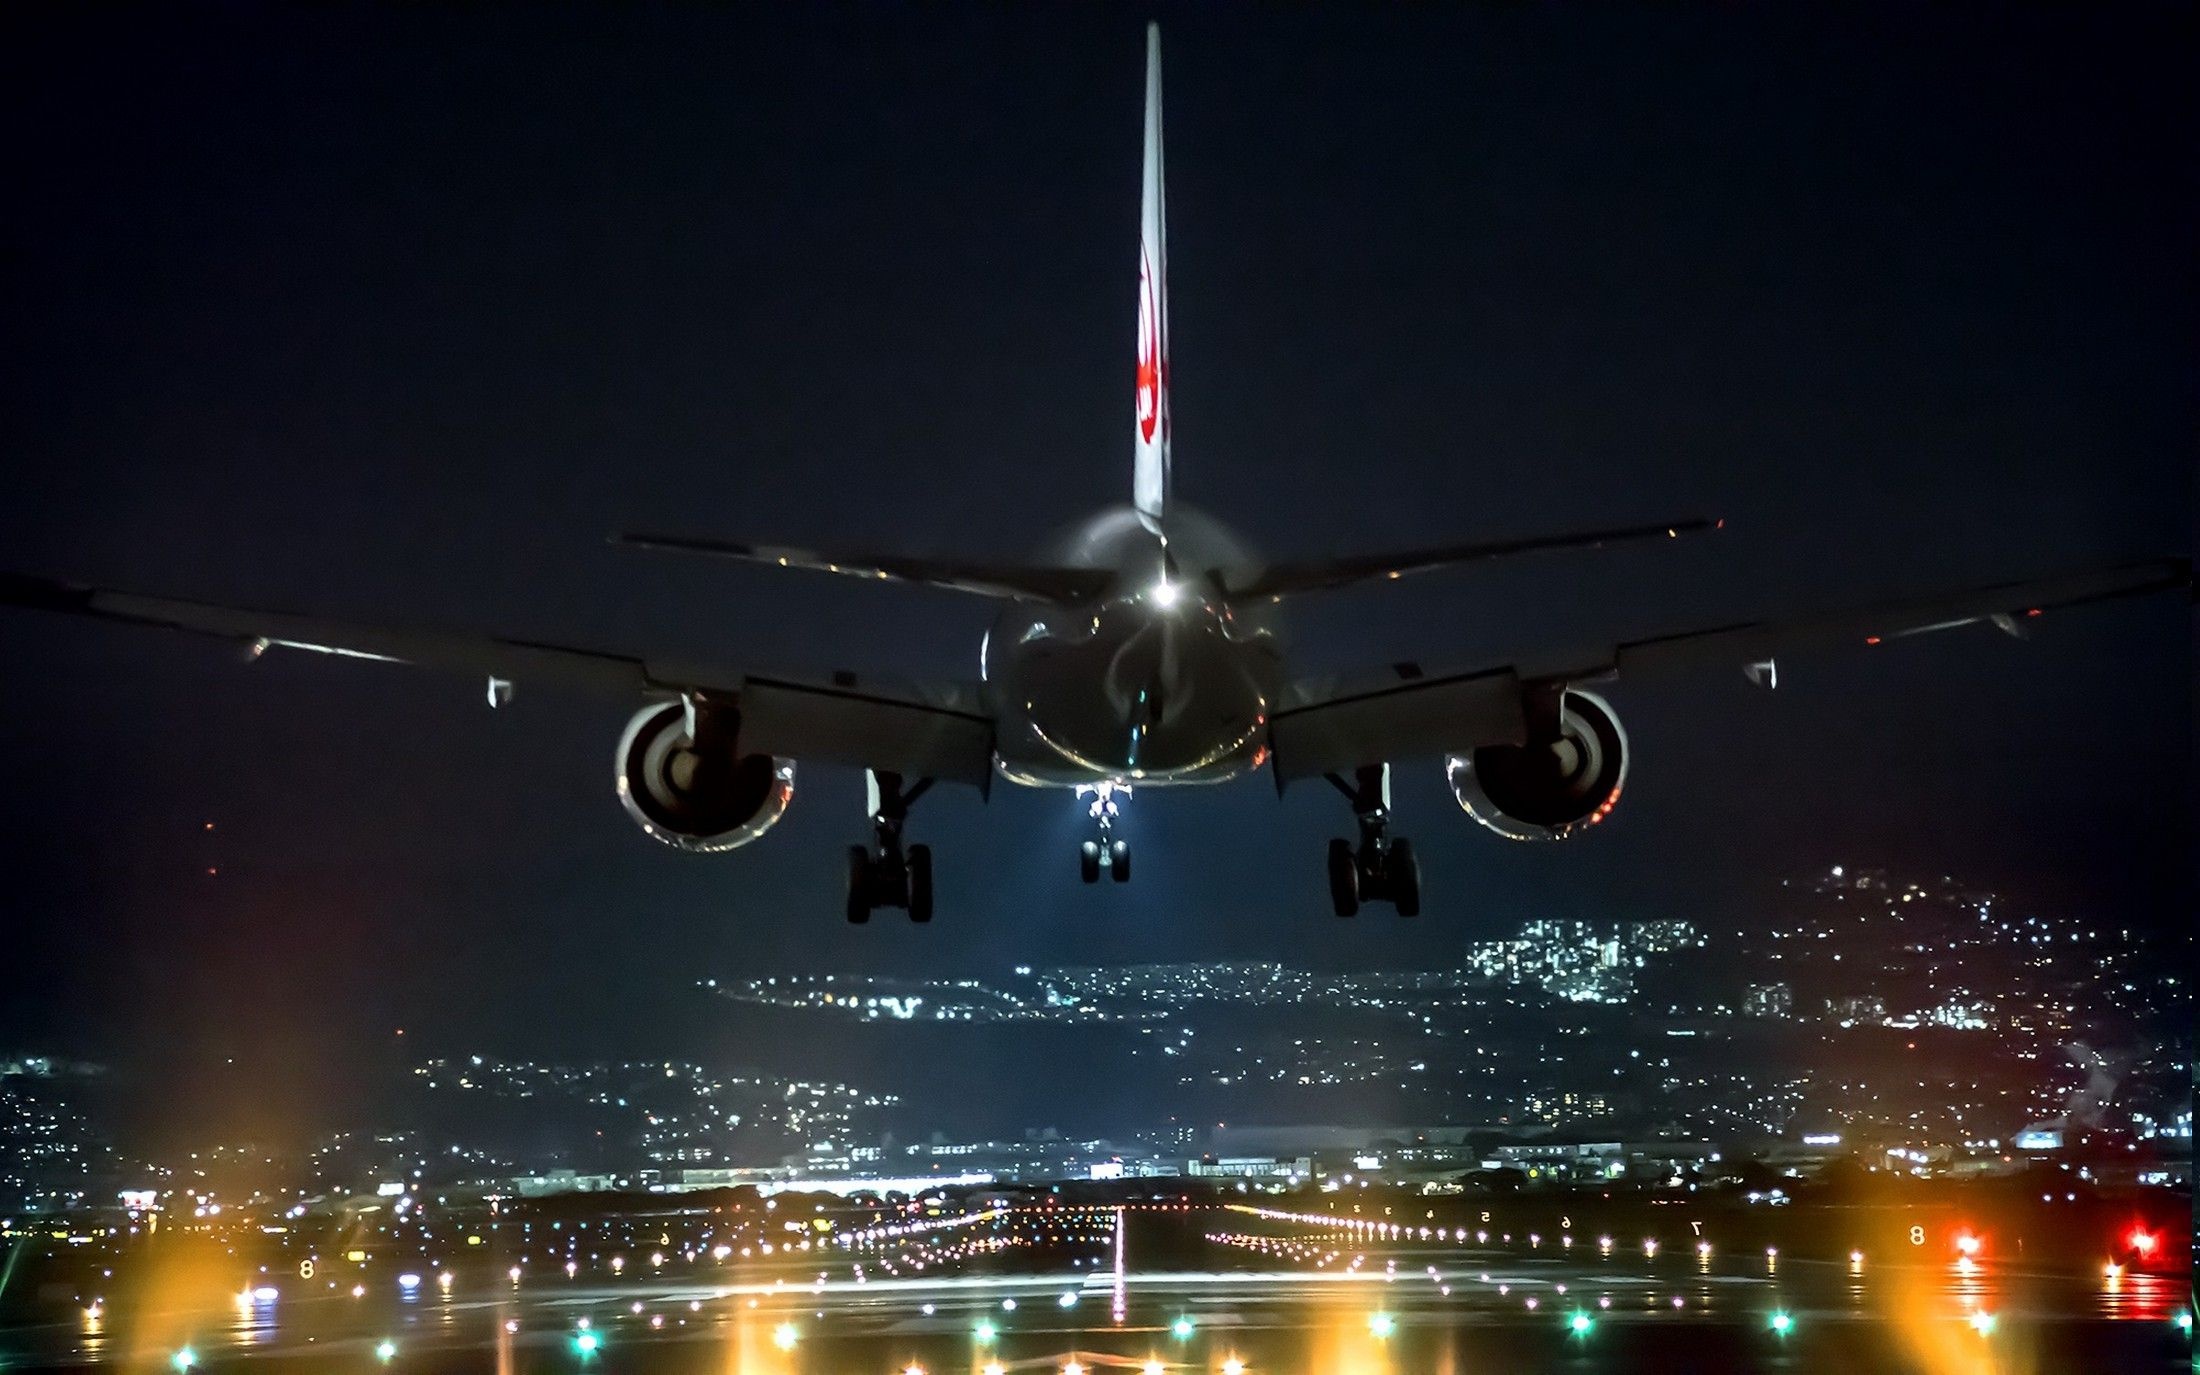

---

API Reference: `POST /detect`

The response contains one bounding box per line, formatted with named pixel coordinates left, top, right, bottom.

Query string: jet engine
left=1446, top=688, right=1627, bottom=841
left=616, top=700, right=793, bottom=852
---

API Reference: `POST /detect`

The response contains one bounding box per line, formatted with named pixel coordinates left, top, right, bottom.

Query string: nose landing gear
left=1076, top=782, right=1131, bottom=884
left=1325, top=764, right=1419, bottom=917
left=846, top=770, right=935, bottom=923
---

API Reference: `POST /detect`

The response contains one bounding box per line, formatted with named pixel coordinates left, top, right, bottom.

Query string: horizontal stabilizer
left=1226, top=516, right=1719, bottom=601
left=614, top=532, right=1113, bottom=602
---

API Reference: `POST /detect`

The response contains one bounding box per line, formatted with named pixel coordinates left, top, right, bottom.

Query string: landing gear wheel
left=1389, top=838, right=1421, bottom=917
left=906, top=844, right=933, bottom=923
left=845, top=846, right=873, bottom=924
left=1108, top=840, right=1130, bottom=883
left=1080, top=841, right=1102, bottom=884
left=1327, top=838, right=1360, bottom=917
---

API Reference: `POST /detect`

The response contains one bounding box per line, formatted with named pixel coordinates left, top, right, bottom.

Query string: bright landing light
left=1150, top=579, right=1181, bottom=608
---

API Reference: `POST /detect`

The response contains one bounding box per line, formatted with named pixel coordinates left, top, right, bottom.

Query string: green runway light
left=1171, top=1316, right=1196, bottom=1340
left=974, top=1320, right=998, bottom=1343
left=573, top=1331, right=600, bottom=1356
left=375, top=1340, right=397, bottom=1362
left=172, top=1349, right=197, bottom=1372
left=1770, top=1312, right=1793, bottom=1336
left=1367, top=1312, right=1395, bottom=1338
left=2175, top=1310, right=2192, bottom=1335
left=1569, top=1312, right=1593, bottom=1336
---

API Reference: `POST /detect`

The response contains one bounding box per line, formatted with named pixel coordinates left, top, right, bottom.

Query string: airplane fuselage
left=986, top=505, right=1281, bottom=787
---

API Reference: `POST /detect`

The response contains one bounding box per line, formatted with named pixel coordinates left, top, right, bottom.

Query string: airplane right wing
left=0, top=570, right=997, bottom=786
left=1267, top=556, right=2190, bottom=782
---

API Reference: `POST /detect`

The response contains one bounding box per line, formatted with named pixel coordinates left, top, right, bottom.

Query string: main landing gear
left=1076, top=781, right=1131, bottom=884
left=1325, top=763, right=1419, bottom=917
left=846, top=770, right=934, bottom=924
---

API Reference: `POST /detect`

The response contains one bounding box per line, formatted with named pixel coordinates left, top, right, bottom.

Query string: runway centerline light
left=1368, top=1312, right=1395, bottom=1338
left=574, top=1332, right=600, bottom=1356
left=1970, top=1311, right=1996, bottom=1335
left=974, top=1319, right=998, bottom=1343
left=1770, top=1312, right=1793, bottom=1336
left=1171, top=1316, right=1195, bottom=1339
left=1221, top=1359, right=1245, bottom=1375
left=1570, top=1312, right=1593, bottom=1336
left=376, top=1340, right=397, bottom=1362
left=773, top=1323, right=799, bottom=1351
left=172, top=1349, right=197, bottom=1372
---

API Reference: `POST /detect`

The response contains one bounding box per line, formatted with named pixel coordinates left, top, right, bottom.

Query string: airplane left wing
left=0, top=570, right=996, bottom=786
left=1268, top=556, right=2189, bottom=782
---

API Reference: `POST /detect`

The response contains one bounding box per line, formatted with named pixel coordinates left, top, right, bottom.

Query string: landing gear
left=1076, top=782, right=1131, bottom=885
left=1078, top=838, right=1131, bottom=884
left=846, top=770, right=935, bottom=923
left=1326, top=764, right=1420, bottom=917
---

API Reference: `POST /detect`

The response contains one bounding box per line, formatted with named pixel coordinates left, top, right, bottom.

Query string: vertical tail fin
left=1133, top=23, right=1171, bottom=535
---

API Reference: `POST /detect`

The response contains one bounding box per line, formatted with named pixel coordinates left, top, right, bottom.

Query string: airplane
left=2, top=25, right=2187, bottom=924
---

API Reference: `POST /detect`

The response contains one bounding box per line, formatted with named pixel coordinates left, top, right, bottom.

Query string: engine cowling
left=616, top=701, right=793, bottom=852
left=1447, top=688, right=1628, bottom=841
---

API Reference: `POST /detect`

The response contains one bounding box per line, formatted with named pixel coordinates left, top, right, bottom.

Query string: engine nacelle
left=616, top=700, right=793, bottom=852
left=1447, top=688, right=1628, bottom=841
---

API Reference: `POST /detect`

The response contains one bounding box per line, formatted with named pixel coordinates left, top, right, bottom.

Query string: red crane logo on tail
left=1137, top=245, right=1162, bottom=443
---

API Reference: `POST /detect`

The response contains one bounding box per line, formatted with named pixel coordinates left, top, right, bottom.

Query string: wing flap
left=1269, top=665, right=1525, bottom=783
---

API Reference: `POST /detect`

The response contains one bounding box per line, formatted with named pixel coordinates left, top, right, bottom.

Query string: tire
left=845, top=846, right=873, bottom=924
left=1109, top=840, right=1131, bottom=883
left=1080, top=841, right=1102, bottom=884
left=1389, top=838, right=1421, bottom=917
left=1327, top=838, right=1359, bottom=917
left=906, top=844, right=933, bottom=923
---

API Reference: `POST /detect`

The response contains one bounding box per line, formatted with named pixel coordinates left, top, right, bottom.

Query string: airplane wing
left=613, top=531, right=1114, bottom=602
left=0, top=570, right=996, bottom=786
left=1224, top=516, right=1718, bottom=601
left=1267, top=556, right=2189, bottom=782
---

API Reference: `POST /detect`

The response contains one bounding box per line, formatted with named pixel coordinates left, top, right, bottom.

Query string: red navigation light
left=2128, top=1228, right=2158, bottom=1256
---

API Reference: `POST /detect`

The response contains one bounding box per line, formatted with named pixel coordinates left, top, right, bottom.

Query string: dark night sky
left=0, top=8, right=2188, bottom=1128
